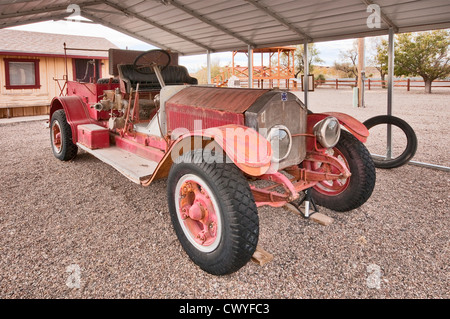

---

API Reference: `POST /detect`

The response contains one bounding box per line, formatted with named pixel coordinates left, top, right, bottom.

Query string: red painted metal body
left=141, top=124, right=273, bottom=187
left=77, top=124, right=110, bottom=150
left=53, top=80, right=369, bottom=210
left=50, top=95, right=94, bottom=142
left=115, top=135, right=165, bottom=163
left=67, top=81, right=120, bottom=104
left=307, top=112, right=369, bottom=143
left=67, top=81, right=120, bottom=120
left=167, top=86, right=271, bottom=113
left=165, top=86, right=269, bottom=132
left=250, top=149, right=352, bottom=208
left=166, top=103, right=245, bottom=133
left=177, top=125, right=273, bottom=176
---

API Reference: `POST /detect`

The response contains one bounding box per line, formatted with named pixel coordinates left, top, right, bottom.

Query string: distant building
left=0, top=29, right=118, bottom=118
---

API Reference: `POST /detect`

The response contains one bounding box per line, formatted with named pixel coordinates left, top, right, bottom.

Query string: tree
left=370, top=37, right=389, bottom=88
left=334, top=40, right=359, bottom=81
left=293, top=43, right=324, bottom=76
left=395, top=30, right=450, bottom=93
left=193, top=60, right=229, bottom=85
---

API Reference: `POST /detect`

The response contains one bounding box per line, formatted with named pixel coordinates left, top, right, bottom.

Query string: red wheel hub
left=305, top=148, right=350, bottom=196
left=52, top=121, right=62, bottom=153
left=178, top=180, right=219, bottom=248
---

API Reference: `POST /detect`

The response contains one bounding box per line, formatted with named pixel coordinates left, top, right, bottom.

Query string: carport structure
left=1, top=0, right=450, bottom=170
left=1, top=0, right=449, bottom=94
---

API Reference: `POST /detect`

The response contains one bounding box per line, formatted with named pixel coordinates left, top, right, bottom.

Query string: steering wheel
left=133, top=49, right=171, bottom=74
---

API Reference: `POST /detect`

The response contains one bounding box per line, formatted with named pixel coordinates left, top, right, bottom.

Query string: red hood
left=166, top=86, right=271, bottom=114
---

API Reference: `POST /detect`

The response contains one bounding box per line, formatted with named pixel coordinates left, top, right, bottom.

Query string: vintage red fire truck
left=49, top=49, right=375, bottom=275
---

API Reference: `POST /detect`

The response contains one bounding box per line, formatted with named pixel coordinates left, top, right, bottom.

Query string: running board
left=77, top=143, right=158, bottom=184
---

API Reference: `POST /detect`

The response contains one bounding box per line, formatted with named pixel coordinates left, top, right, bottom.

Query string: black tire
left=50, top=109, right=78, bottom=161
left=167, top=150, right=259, bottom=275
left=307, top=131, right=376, bottom=212
left=363, top=115, right=418, bottom=169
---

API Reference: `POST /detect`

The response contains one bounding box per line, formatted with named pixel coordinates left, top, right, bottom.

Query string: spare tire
left=363, top=115, right=417, bottom=169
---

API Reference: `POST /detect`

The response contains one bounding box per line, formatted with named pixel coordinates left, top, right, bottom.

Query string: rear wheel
left=50, top=109, right=78, bottom=161
left=304, top=131, right=376, bottom=212
left=167, top=150, right=259, bottom=275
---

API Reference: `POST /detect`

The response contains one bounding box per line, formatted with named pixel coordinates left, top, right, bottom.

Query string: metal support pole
left=357, top=37, right=365, bottom=107
left=206, top=50, right=212, bottom=85
left=386, top=28, right=395, bottom=159
left=370, top=154, right=450, bottom=172
left=248, top=45, right=253, bottom=88
left=303, top=40, right=309, bottom=108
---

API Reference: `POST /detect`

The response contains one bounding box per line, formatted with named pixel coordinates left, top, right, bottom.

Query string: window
left=4, top=58, right=40, bottom=89
left=73, top=58, right=101, bottom=83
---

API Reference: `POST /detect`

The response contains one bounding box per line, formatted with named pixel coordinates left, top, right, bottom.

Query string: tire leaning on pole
left=363, top=115, right=418, bottom=169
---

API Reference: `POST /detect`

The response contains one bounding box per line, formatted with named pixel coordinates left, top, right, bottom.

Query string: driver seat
left=117, top=64, right=198, bottom=92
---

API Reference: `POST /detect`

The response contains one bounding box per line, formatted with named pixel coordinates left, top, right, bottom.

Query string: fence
left=315, top=78, right=450, bottom=91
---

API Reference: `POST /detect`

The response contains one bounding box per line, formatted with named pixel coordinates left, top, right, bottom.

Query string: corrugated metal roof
left=0, top=29, right=118, bottom=57
left=0, top=0, right=449, bottom=55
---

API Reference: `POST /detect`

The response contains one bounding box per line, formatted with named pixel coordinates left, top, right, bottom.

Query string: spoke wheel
left=306, top=148, right=350, bottom=196
left=303, top=131, right=376, bottom=212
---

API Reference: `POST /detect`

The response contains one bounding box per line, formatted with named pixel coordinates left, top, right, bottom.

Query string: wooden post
left=407, top=78, right=411, bottom=91
left=336, top=78, right=339, bottom=90
left=368, top=78, right=371, bottom=90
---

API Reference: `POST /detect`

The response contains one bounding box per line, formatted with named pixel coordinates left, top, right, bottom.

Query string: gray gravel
left=0, top=88, right=448, bottom=299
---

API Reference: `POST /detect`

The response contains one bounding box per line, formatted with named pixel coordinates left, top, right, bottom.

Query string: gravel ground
left=0, top=88, right=448, bottom=299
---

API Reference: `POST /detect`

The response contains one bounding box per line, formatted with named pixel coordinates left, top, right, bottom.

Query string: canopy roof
left=0, top=0, right=449, bottom=55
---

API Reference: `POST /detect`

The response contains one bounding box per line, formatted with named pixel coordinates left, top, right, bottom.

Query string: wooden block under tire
left=283, top=203, right=303, bottom=216
left=310, top=212, right=334, bottom=226
left=251, top=246, right=274, bottom=266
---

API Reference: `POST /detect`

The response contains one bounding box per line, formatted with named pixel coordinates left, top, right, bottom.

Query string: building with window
left=0, top=29, right=118, bottom=118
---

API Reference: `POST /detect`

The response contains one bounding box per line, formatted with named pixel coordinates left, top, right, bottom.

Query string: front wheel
left=303, top=131, right=376, bottom=212
left=167, top=150, right=259, bottom=275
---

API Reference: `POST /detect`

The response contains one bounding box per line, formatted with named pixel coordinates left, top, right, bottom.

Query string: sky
left=10, top=18, right=359, bottom=73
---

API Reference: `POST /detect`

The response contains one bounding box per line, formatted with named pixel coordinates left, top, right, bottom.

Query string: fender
left=141, top=124, right=273, bottom=186
left=49, top=96, right=94, bottom=142
left=307, top=112, right=369, bottom=143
